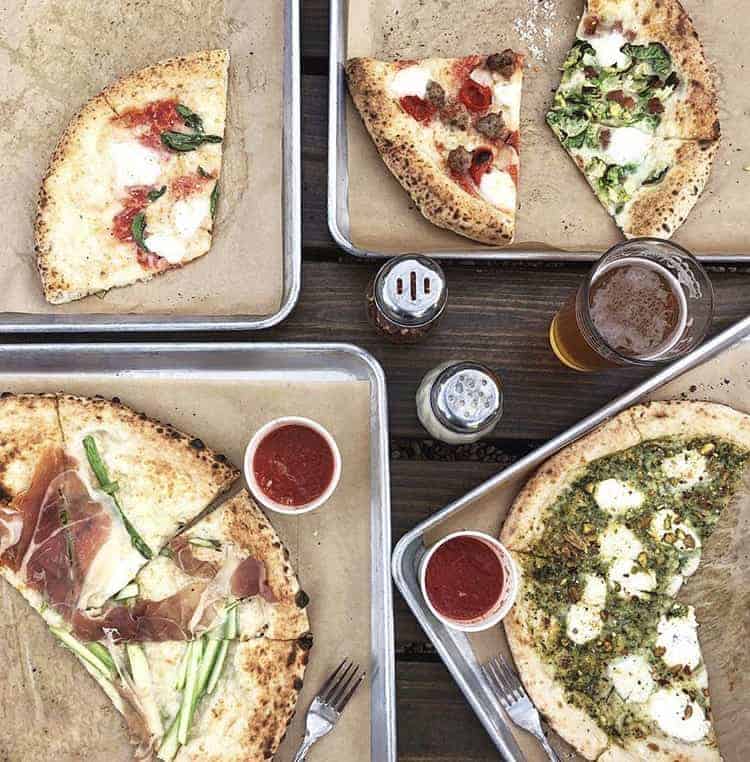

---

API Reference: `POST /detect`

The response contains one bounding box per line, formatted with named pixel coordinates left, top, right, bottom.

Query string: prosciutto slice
left=0, top=447, right=113, bottom=617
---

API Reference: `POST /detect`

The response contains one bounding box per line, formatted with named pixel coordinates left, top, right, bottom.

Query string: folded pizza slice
left=36, top=49, right=228, bottom=304
left=346, top=51, right=524, bottom=246
left=547, top=0, right=719, bottom=237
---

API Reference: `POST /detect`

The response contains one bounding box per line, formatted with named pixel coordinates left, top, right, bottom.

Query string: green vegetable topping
left=176, top=103, right=205, bottom=133
left=147, top=185, right=166, bottom=202
left=623, top=42, right=672, bottom=77
left=210, top=182, right=219, bottom=218
left=161, top=131, right=222, bottom=152
left=83, top=435, right=153, bottom=559
left=130, top=213, right=150, bottom=252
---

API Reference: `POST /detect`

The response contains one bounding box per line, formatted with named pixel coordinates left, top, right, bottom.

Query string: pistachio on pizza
left=35, top=50, right=228, bottom=304
left=547, top=0, right=719, bottom=238
left=346, top=51, right=524, bottom=246
left=501, top=401, right=750, bottom=761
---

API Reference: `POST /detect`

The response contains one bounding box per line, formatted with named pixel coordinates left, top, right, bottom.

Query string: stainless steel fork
left=292, top=658, right=366, bottom=762
left=483, top=654, right=561, bottom=762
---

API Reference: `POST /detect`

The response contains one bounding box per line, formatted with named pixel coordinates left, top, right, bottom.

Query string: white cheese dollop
left=388, top=66, right=430, bottom=99
left=587, top=30, right=630, bottom=69
left=469, top=67, right=494, bottom=87
left=661, top=450, right=709, bottom=490
left=604, top=127, right=653, bottom=166
left=608, top=557, right=656, bottom=599
left=110, top=141, right=163, bottom=188
left=566, top=574, right=607, bottom=644
left=594, top=479, right=644, bottom=515
left=492, top=79, right=522, bottom=109
left=607, top=654, right=656, bottom=703
left=648, top=688, right=710, bottom=743
left=143, top=234, right=188, bottom=264
left=173, top=196, right=210, bottom=238
left=656, top=609, right=702, bottom=670
left=599, top=523, right=642, bottom=563
left=478, top=168, right=516, bottom=212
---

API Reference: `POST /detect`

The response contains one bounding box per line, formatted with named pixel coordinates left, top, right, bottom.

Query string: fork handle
left=292, top=735, right=315, bottom=762
left=537, top=733, right=561, bottom=762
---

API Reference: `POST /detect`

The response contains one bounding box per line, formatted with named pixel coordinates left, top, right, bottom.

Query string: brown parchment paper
left=346, top=0, right=749, bottom=256
left=0, top=0, right=284, bottom=318
left=423, top=338, right=750, bottom=761
left=0, top=376, right=372, bottom=762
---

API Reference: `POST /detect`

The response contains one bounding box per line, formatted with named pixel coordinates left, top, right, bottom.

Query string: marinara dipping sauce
left=245, top=417, right=342, bottom=515
left=420, top=531, right=518, bottom=631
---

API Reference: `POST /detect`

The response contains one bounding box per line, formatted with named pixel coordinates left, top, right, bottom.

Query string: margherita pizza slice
left=36, top=49, right=228, bottom=304
left=547, top=0, right=719, bottom=238
left=346, top=52, right=524, bottom=246
left=501, top=401, right=750, bottom=761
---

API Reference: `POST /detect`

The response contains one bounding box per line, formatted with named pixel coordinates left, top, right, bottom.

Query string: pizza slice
left=547, top=0, right=719, bottom=238
left=346, top=51, right=524, bottom=245
left=36, top=49, right=228, bottom=304
left=501, top=401, right=750, bottom=761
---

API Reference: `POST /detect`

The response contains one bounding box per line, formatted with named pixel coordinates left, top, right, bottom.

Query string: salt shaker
left=416, top=361, right=503, bottom=444
left=366, top=255, right=447, bottom=343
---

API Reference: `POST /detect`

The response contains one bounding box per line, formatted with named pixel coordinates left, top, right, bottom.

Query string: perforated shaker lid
left=430, top=362, right=503, bottom=434
left=374, top=255, right=447, bottom=328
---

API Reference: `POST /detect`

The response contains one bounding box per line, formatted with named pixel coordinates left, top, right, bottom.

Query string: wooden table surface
left=20, top=3, right=750, bottom=760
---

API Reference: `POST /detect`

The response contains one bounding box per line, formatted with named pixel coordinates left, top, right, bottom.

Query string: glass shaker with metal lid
left=416, top=361, right=503, bottom=444
left=366, top=254, right=447, bottom=343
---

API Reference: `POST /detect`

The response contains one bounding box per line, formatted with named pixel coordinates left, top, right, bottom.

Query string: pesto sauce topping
left=520, top=436, right=749, bottom=740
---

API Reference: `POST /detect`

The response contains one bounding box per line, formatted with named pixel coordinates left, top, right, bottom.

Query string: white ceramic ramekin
left=419, top=530, right=518, bottom=632
left=244, top=416, right=342, bottom=515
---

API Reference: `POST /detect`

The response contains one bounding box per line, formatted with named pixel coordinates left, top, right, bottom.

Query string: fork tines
left=321, top=659, right=366, bottom=714
left=483, top=654, right=525, bottom=707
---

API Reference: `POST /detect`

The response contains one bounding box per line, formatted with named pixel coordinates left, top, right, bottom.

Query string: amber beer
left=549, top=240, right=713, bottom=372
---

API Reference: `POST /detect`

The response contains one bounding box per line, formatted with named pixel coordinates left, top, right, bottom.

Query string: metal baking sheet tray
left=0, top=341, right=396, bottom=761
left=329, top=0, right=749, bottom=263
left=2, top=0, right=301, bottom=333
left=392, top=314, right=750, bottom=761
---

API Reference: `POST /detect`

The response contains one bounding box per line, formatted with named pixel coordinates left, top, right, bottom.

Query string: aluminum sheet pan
left=329, top=0, right=749, bottom=263
left=0, top=342, right=395, bottom=761
left=392, top=314, right=750, bottom=761
left=2, top=0, right=301, bottom=333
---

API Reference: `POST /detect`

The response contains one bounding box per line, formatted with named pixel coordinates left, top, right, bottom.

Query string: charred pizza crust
left=617, top=139, right=717, bottom=237
left=502, top=400, right=750, bottom=761
left=346, top=56, right=519, bottom=246
left=35, top=49, right=228, bottom=305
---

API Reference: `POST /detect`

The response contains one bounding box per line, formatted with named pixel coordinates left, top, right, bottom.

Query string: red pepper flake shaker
left=366, top=255, right=447, bottom=343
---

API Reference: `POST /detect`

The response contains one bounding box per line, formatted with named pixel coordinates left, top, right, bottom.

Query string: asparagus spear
left=113, top=582, right=139, bottom=601
left=205, top=640, right=229, bottom=696
left=177, top=640, right=202, bottom=745
left=157, top=716, right=180, bottom=762
left=82, top=435, right=152, bottom=559
left=126, top=644, right=164, bottom=738
left=50, top=627, right=115, bottom=679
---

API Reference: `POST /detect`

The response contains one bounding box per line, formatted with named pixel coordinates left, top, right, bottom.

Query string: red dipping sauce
left=253, top=424, right=335, bottom=507
left=424, top=536, right=504, bottom=622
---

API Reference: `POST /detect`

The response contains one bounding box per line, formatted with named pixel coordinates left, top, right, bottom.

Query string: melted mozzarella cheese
left=388, top=66, right=430, bottom=99
left=144, top=233, right=188, bottom=264
left=470, top=67, right=494, bottom=87
left=648, top=688, right=709, bottom=742
left=608, top=557, right=656, bottom=599
left=110, top=141, right=163, bottom=187
left=478, top=169, right=516, bottom=211
left=599, top=523, right=642, bottom=563
left=665, top=574, right=683, bottom=596
left=604, top=127, right=653, bottom=166
left=594, top=479, right=644, bottom=515
left=173, top=196, right=210, bottom=238
left=607, top=654, right=656, bottom=703
left=661, top=450, right=709, bottom=490
left=656, top=609, right=702, bottom=670
left=492, top=79, right=522, bottom=109
left=587, top=30, right=630, bottom=69
left=566, top=574, right=607, bottom=644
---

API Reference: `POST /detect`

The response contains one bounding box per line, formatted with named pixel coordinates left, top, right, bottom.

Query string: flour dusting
left=513, top=0, right=561, bottom=62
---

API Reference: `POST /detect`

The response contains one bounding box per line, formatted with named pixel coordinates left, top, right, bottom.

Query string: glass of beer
left=549, top=238, right=714, bottom=372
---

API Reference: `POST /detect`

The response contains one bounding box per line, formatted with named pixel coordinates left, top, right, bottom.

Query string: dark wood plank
left=397, top=660, right=499, bottom=761
left=302, top=0, right=330, bottom=63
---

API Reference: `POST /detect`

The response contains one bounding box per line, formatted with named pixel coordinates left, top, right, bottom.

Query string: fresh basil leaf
left=161, top=131, right=223, bottom=152
left=147, top=185, right=166, bottom=202
left=176, top=103, right=204, bottom=133
left=131, top=212, right=149, bottom=251
left=210, top=182, right=219, bottom=218
left=198, top=165, right=210, bottom=178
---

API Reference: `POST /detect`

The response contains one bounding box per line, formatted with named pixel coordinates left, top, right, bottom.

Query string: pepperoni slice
left=459, top=80, right=492, bottom=113
left=399, top=95, right=437, bottom=123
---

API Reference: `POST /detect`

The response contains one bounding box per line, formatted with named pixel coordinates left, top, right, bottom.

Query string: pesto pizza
left=547, top=0, right=719, bottom=239
left=501, top=401, right=750, bottom=761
